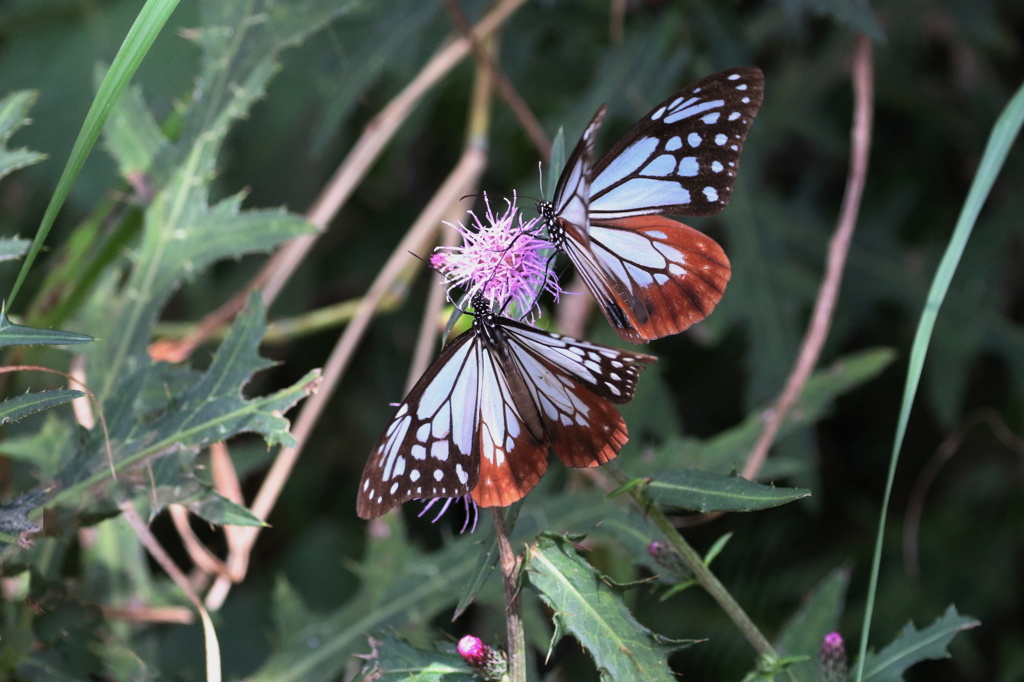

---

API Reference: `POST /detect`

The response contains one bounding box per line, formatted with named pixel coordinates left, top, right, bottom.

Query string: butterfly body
left=357, top=307, right=656, bottom=519
left=540, top=67, right=764, bottom=343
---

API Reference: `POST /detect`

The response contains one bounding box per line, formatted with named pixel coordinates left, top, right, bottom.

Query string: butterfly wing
left=545, top=105, right=606, bottom=241
left=357, top=332, right=482, bottom=519
left=588, top=67, right=764, bottom=219
left=468, top=321, right=550, bottom=508
left=549, top=67, right=761, bottom=343
left=497, top=318, right=656, bottom=468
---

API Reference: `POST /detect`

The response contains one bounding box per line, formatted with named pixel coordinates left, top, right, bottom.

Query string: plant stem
left=643, top=499, right=776, bottom=658
left=493, top=508, right=525, bottom=682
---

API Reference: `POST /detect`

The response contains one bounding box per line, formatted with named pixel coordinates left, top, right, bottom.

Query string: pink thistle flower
left=431, top=193, right=560, bottom=320
left=457, top=635, right=507, bottom=680
left=819, top=631, right=847, bottom=682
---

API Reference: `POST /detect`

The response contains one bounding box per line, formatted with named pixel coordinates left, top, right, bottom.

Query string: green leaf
left=774, top=566, right=851, bottom=681
left=0, top=491, right=46, bottom=536
left=358, top=634, right=475, bottom=682
left=45, top=294, right=320, bottom=516
left=858, top=80, right=1024, bottom=676
left=0, top=90, right=46, bottom=182
left=544, top=126, right=566, bottom=200
left=0, top=390, right=86, bottom=426
left=452, top=505, right=519, bottom=620
left=99, top=66, right=166, bottom=178
left=0, top=313, right=93, bottom=347
left=250, top=540, right=482, bottom=682
left=6, top=0, right=181, bottom=309
left=525, top=533, right=687, bottom=682
left=0, top=238, right=31, bottom=262
left=860, top=606, right=979, bottom=681
left=646, top=469, right=810, bottom=513
left=188, top=492, right=267, bottom=527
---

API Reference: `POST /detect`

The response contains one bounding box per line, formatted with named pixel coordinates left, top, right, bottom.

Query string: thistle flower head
left=819, top=632, right=847, bottom=682
left=457, top=635, right=508, bottom=680
left=431, top=192, right=560, bottom=320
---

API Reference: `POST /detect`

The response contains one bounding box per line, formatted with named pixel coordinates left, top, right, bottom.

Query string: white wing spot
left=729, top=111, right=741, bottom=121
left=687, top=132, right=701, bottom=147
left=389, top=482, right=399, bottom=494
left=651, top=105, right=666, bottom=121
left=416, top=424, right=429, bottom=442
left=742, top=96, right=750, bottom=104
left=701, top=112, right=720, bottom=124
left=433, top=469, right=444, bottom=481
left=703, top=186, right=719, bottom=202
left=736, top=83, right=748, bottom=91
left=431, top=440, right=448, bottom=461
left=410, top=469, right=421, bottom=482
left=714, top=134, right=727, bottom=146
left=711, top=160, right=724, bottom=173
left=728, top=73, right=741, bottom=81
left=648, top=230, right=667, bottom=239
left=411, top=444, right=426, bottom=460
left=362, top=479, right=370, bottom=491
left=666, top=136, right=683, bottom=151
left=730, top=144, right=739, bottom=150
left=456, top=463, right=469, bottom=484
left=642, top=154, right=678, bottom=177
left=678, top=157, right=699, bottom=177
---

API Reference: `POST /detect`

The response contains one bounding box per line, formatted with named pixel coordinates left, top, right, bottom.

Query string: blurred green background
left=0, top=0, right=1022, bottom=679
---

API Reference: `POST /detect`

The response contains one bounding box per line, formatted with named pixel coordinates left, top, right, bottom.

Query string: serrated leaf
left=0, top=90, right=46, bottom=181
left=774, top=566, right=851, bottom=681
left=188, top=492, right=267, bottom=527
left=0, top=390, right=86, bottom=425
left=646, top=469, right=810, bottom=513
left=359, top=634, right=475, bottom=682
left=525, top=533, right=685, bottom=682
left=0, top=491, right=46, bottom=536
left=0, top=314, right=93, bottom=348
left=99, top=65, right=166, bottom=177
left=861, top=606, right=979, bottom=681
left=0, top=238, right=31, bottom=262
left=46, top=294, right=319, bottom=517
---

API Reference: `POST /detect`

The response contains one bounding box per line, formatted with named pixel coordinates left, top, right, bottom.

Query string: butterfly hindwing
left=499, top=318, right=656, bottom=468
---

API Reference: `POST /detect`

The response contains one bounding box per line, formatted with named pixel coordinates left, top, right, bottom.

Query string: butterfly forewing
left=589, top=67, right=764, bottom=219
left=548, top=106, right=605, bottom=235
left=356, top=333, right=482, bottom=519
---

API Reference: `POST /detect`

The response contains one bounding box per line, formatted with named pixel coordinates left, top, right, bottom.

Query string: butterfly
left=356, top=297, right=656, bottom=519
left=538, top=67, right=764, bottom=343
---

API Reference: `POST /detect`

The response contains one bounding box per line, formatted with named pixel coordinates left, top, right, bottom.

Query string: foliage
left=0, top=0, right=1021, bottom=680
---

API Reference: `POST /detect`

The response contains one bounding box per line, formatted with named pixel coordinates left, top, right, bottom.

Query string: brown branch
left=442, top=0, right=550, bottom=162
left=152, top=0, right=531, bottom=362
left=741, top=36, right=875, bottom=481
left=493, top=509, right=526, bottom=682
